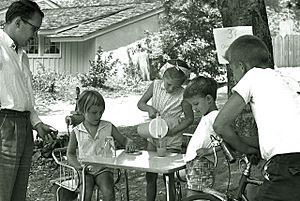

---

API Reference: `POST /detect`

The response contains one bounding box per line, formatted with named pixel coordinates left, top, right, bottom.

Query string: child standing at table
left=137, top=59, right=194, bottom=201
left=67, top=90, right=136, bottom=201
left=183, top=76, right=225, bottom=195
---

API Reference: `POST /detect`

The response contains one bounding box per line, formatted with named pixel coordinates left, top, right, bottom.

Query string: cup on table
left=157, top=147, right=167, bottom=157
left=157, top=137, right=167, bottom=157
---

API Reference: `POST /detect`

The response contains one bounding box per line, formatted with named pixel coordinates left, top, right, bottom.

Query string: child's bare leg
left=95, top=171, right=115, bottom=201
left=146, top=172, right=158, bottom=201
left=81, top=174, right=94, bottom=201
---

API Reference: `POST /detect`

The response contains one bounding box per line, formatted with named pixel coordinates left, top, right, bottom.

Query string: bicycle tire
left=183, top=193, right=223, bottom=201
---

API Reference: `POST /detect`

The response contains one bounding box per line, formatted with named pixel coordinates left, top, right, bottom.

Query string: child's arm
left=137, top=82, right=159, bottom=119
left=167, top=100, right=194, bottom=136
left=196, top=147, right=221, bottom=158
left=67, top=130, right=82, bottom=170
left=213, top=92, right=259, bottom=154
left=111, top=124, right=136, bottom=152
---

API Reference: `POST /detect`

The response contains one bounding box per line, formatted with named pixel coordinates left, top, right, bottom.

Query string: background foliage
left=159, top=0, right=223, bottom=77
left=266, top=0, right=300, bottom=36
left=79, top=47, right=118, bottom=88
left=32, top=62, right=79, bottom=102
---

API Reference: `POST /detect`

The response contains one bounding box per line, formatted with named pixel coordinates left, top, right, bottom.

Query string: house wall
left=28, top=13, right=160, bottom=74
left=95, top=14, right=160, bottom=51
left=29, top=39, right=95, bottom=74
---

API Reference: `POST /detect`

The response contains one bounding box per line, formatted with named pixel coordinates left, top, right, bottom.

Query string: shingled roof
left=0, top=0, right=60, bottom=10
left=50, top=0, right=141, bottom=7
left=0, top=0, right=163, bottom=41
left=41, top=4, right=134, bottom=30
left=48, top=2, right=163, bottom=41
left=0, top=0, right=17, bottom=10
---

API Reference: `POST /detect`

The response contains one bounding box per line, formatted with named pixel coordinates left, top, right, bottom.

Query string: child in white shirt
left=183, top=76, right=222, bottom=193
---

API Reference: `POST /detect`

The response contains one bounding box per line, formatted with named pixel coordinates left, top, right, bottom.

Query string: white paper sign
left=213, top=26, right=253, bottom=64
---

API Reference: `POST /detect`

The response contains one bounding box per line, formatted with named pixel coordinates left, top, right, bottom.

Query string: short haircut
left=224, top=35, right=271, bottom=67
left=163, top=59, right=190, bottom=84
left=183, top=76, right=218, bottom=100
left=6, top=0, right=44, bottom=24
left=77, top=90, right=105, bottom=114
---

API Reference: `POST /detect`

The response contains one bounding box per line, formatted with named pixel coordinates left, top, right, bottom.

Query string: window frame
left=27, top=35, right=62, bottom=59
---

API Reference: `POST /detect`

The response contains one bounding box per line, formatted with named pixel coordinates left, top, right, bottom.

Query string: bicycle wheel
left=182, top=192, right=223, bottom=201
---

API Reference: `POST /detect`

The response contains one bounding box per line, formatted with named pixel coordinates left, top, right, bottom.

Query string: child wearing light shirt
left=137, top=59, right=194, bottom=201
left=183, top=76, right=224, bottom=194
left=213, top=35, right=300, bottom=201
left=67, top=90, right=136, bottom=201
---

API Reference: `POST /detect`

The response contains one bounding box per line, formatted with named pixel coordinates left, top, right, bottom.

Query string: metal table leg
left=124, top=170, right=129, bottom=201
left=165, top=174, right=170, bottom=201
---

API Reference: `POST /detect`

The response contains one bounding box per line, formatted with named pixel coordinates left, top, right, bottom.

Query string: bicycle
left=182, top=136, right=264, bottom=201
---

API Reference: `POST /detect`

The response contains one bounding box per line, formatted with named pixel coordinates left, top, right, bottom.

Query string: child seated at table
left=67, top=90, right=136, bottom=201
left=137, top=59, right=194, bottom=201
left=183, top=76, right=225, bottom=195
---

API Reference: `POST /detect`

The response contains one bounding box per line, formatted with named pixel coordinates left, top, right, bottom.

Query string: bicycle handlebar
left=210, top=135, right=236, bottom=163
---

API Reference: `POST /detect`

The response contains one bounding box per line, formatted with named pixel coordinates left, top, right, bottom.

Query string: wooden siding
left=273, top=35, right=300, bottom=67
left=29, top=39, right=95, bottom=74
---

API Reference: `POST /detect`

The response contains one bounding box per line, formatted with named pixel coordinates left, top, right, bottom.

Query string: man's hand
left=34, top=122, right=58, bottom=142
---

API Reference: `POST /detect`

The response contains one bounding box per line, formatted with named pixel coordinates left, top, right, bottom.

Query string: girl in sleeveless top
left=67, top=90, right=136, bottom=201
left=137, top=59, right=194, bottom=201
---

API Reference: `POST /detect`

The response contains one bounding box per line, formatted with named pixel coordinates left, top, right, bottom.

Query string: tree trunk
left=218, top=0, right=274, bottom=94
left=217, top=0, right=271, bottom=186
left=217, top=0, right=274, bottom=137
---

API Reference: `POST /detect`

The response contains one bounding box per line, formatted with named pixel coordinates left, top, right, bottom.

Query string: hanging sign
left=213, top=26, right=253, bottom=64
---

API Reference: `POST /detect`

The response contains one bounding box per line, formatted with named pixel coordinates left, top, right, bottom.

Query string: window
left=25, top=36, right=61, bottom=57
left=25, top=37, right=39, bottom=54
left=44, top=37, right=60, bottom=54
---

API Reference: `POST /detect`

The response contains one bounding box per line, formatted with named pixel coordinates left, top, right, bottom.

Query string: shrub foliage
left=79, top=46, right=118, bottom=88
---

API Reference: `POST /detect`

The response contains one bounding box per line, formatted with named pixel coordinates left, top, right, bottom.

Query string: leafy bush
left=122, top=61, right=141, bottom=85
left=32, top=62, right=57, bottom=93
left=79, top=46, right=119, bottom=88
left=32, top=62, right=80, bottom=102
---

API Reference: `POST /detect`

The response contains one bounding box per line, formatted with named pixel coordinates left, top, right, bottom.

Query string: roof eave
left=49, top=6, right=164, bottom=43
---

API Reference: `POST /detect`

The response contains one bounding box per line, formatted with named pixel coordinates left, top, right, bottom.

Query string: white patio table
left=80, top=149, right=186, bottom=201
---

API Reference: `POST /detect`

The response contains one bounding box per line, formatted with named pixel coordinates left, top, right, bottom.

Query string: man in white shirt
left=213, top=35, right=300, bottom=201
left=0, top=1, right=57, bottom=200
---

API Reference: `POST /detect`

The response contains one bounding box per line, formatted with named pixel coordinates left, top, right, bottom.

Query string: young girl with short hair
left=67, top=90, right=136, bottom=201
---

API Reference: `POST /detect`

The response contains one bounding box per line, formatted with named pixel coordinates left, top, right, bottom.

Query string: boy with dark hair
left=183, top=76, right=223, bottom=194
